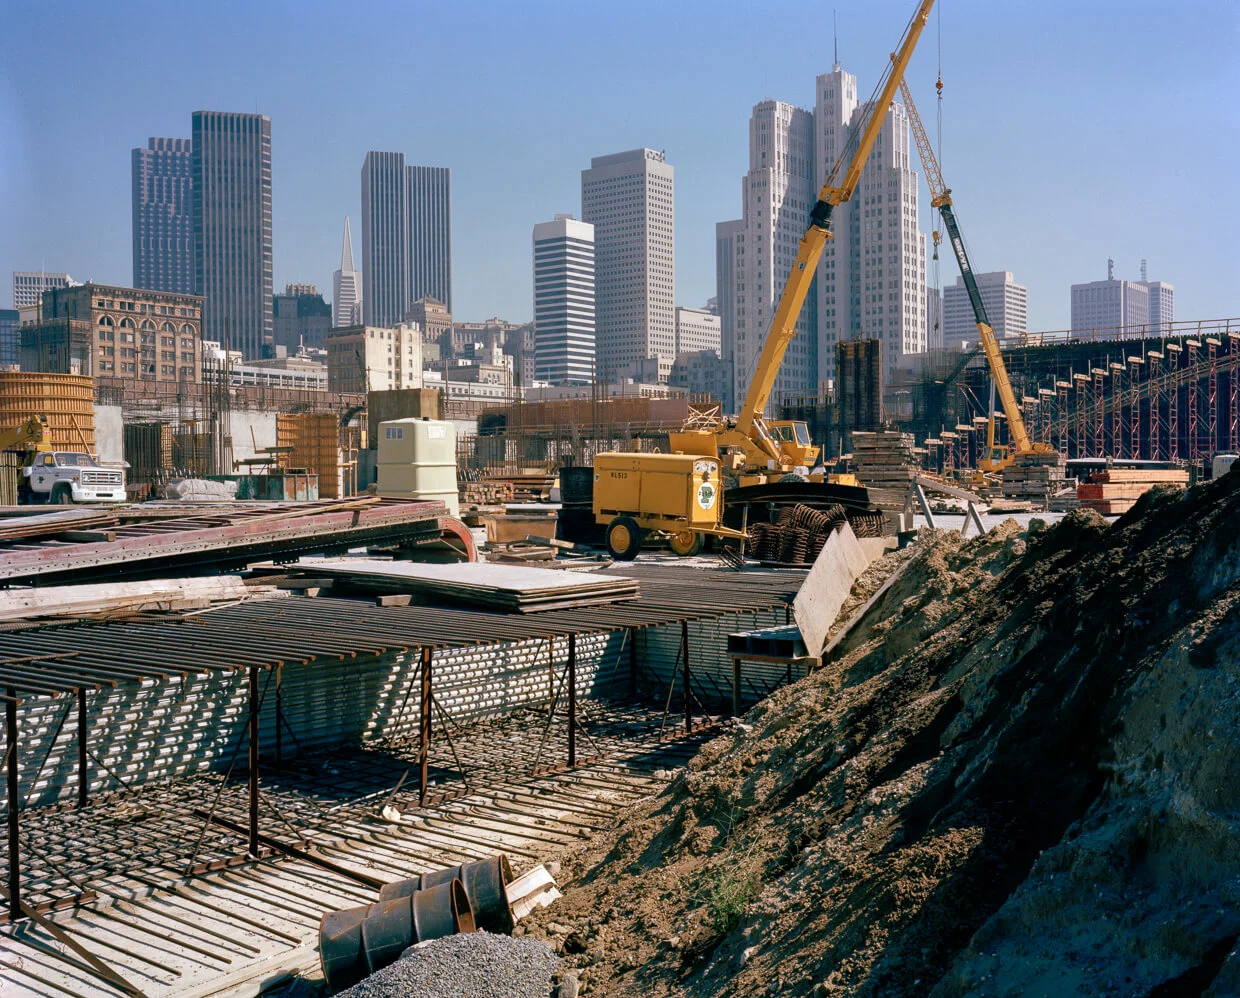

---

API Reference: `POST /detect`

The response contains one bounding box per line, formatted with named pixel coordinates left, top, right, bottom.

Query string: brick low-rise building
left=21, top=282, right=203, bottom=384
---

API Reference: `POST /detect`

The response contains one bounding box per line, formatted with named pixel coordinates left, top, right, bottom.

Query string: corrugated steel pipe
left=378, top=853, right=515, bottom=934
left=319, top=879, right=475, bottom=994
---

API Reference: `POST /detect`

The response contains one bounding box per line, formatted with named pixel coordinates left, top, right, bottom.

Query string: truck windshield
left=794, top=423, right=810, bottom=445
left=54, top=453, right=98, bottom=467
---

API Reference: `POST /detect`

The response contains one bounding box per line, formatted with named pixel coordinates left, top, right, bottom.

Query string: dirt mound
left=521, top=475, right=1240, bottom=997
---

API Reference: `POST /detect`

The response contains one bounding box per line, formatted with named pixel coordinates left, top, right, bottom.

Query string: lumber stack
left=0, top=508, right=119, bottom=543
left=1077, top=468, right=1189, bottom=515
left=292, top=558, right=639, bottom=612
left=851, top=431, right=918, bottom=509
left=1001, top=451, right=1069, bottom=505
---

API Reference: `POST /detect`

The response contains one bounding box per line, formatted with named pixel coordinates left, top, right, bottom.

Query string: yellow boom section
left=736, top=0, right=936, bottom=449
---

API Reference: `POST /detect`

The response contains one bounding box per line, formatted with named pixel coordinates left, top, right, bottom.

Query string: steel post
left=567, top=634, right=577, bottom=768
left=6, top=688, right=19, bottom=917
left=732, top=656, right=741, bottom=718
left=419, top=647, right=432, bottom=807
left=628, top=628, right=638, bottom=698
left=275, top=665, right=283, bottom=767
left=248, top=666, right=259, bottom=858
left=681, top=620, right=691, bottom=734
left=77, top=688, right=88, bottom=809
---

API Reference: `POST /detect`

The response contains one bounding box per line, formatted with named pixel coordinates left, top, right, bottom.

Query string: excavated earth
left=521, top=472, right=1240, bottom=997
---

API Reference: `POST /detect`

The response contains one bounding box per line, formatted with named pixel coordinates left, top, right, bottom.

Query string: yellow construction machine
left=670, top=0, right=937, bottom=481
left=899, top=78, right=1058, bottom=471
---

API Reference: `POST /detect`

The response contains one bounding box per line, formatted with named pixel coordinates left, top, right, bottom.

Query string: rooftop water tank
left=377, top=418, right=459, bottom=516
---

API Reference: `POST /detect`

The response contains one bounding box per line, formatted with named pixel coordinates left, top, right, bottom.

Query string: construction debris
left=1000, top=449, right=1070, bottom=502
left=0, top=575, right=282, bottom=622
left=522, top=472, right=1240, bottom=996
left=291, top=558, right=639, bottom=612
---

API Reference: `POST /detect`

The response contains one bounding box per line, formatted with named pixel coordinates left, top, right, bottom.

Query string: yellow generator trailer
left=592, top=452, right=747, bottom=560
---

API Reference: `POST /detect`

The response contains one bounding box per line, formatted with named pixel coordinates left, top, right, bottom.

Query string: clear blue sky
left=2, top=1, right=1237, bottom=330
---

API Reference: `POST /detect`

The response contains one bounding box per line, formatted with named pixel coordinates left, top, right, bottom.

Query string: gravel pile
left=337, top=930, right=559, bottom=998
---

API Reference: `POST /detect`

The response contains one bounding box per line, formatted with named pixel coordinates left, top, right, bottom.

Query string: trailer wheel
left=668, top=530, right=704, bottom=557
left=606, top=516, right=643, bottom=560
left=50, top=483, right=73, bottom=505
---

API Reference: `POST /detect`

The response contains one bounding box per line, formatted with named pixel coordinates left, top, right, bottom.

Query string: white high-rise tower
left=814, top=65, right=925, bottom=383
left=533, top=215, right=596, bottom=385
left=732, top=101, right=816, bottom=412
left=333, top=217, right=362, bottom=328
left=581, top=149, right=675, bottom=382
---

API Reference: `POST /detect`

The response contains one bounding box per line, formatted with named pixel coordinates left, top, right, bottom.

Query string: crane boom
left=736, top=0, right=936, bottom=453
left=898, top=77, right=1036, bottom=455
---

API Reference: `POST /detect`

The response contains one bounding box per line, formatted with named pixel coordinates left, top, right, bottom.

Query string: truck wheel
left=50, top=483, right=73, bottom=504
left=668, top=530, right=704, bottom=557
left=606, top=516, right=643, bottom=560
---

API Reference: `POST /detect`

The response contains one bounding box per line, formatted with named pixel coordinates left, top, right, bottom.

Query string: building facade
left=13, top=273, right=74, bottom=310
left=22, top=282, right=202, bottom=384
left=669, top=349, right=731, bottom=406
left=407, top=165, right=452, bottom=312
left=675, top=305, right=721, bottom=357
left=1143, top=281, right=1174, bottom=333
left=273, top=283, right=332, bottom=351
left=326, top=323, right=423, bottom=393
left=942, top=271, right=1027, bottom=346
left=361, top=153, right=452, bottom=326
left=132, top=137, right=194, bottom=294
left=333, top=217, right=363, bottom=328
left=731, top=100, right=817, bottom=412
left=1071, top=278, right=1150, bottom=336
left=533, top=215, right=596, bottom=385
left=406, top=296, right=452, bottom=350
left=815, top=66, right=926, bottom=384
left=191, top=111, right=273, bottom=360
left=581, top=148, right=674, bottom=382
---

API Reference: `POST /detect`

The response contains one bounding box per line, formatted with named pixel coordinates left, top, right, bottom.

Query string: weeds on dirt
left=705, top=864, right=760, bottom=933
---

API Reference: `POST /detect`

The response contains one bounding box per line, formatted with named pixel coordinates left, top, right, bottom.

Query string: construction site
left=1, top=2, right=1237, bottom=997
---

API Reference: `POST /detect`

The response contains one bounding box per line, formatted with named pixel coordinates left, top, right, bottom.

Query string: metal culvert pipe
left=379, top=853, right=514, bottom=934
left=320, top=878, right=476, bottom=994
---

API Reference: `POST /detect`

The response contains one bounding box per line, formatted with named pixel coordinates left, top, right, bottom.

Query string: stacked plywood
left=851, top=431, right=918, bottom=509
left=1001, top=451, right=1069, bottom=504
left=1077, top=468, right=1189, bottom=515
left=278, top=413, right=359, bottom=498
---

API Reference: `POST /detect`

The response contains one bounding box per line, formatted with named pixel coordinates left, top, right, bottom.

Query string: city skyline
left=2, top=1, right=1234, bottom=331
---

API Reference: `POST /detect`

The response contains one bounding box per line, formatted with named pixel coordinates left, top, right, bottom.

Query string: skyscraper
left=815, top=65, right=926, bottom=383
left=407, top=166, right=452, bottom=312
left=191, top=111, right=273, bottom=360
left=333, top=217, right=362, bottom=327
left=361, top=153, right=452, bottom=327
left=581, top=148, right=675, bottom=382
left=731, top=100, right=816, bottom=411
left=942, top=272, right=1027, bottom=346
left=132, top=137, right=193, bottom=294
left=533, top=215, right=596, bottom=385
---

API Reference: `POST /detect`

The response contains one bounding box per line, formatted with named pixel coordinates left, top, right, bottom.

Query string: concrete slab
left=794, top=522, right=867, bottom=657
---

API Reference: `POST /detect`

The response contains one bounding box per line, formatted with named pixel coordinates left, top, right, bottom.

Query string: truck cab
left=21, top=451, right=126, bottom=504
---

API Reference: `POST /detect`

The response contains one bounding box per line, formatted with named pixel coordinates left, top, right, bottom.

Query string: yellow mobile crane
left=671, top=0, right=937, bottom=479
left=898, top=77, right=1057, bottom=471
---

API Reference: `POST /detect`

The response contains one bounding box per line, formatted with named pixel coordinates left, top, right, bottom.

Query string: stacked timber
left=1001, top=451, right=1069, bottom=506
left=851, top=431, right=918, bottom=510
left=1077, top=468, right=1189, bottom=515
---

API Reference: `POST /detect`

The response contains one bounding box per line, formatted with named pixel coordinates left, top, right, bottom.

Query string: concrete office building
left=581, top=148, right=674, bottom=382
left=730, top=99, right=817, bottom=410
left=192, top=111, right=273, bottom=360
left=273, top=283, right=332, bottom=352
left=815, top=65, right=926, bottom=383
left=132, top=137, right=194, bottom=294
left=533, top=215, right=596, bottom=385
left=333, top=217, right=363, bottom=327
left=326, top=323, right=423, bottom=393
left=942, top=271, right=1027, bottom=346
left=715, top=219, right=742, bottom=408
left=406, top=297, right=452, bottom=350
left=1070, top=262, right=1172, bottom=337
left=675, top=306, right=721, bottom=357
left=407, top=166, right=452, bottom=312
left=361, top=153, right=452, bottom=326
left=13, top=273, right=74, bottom=310
left=0, top=310, right=18, bottom=369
